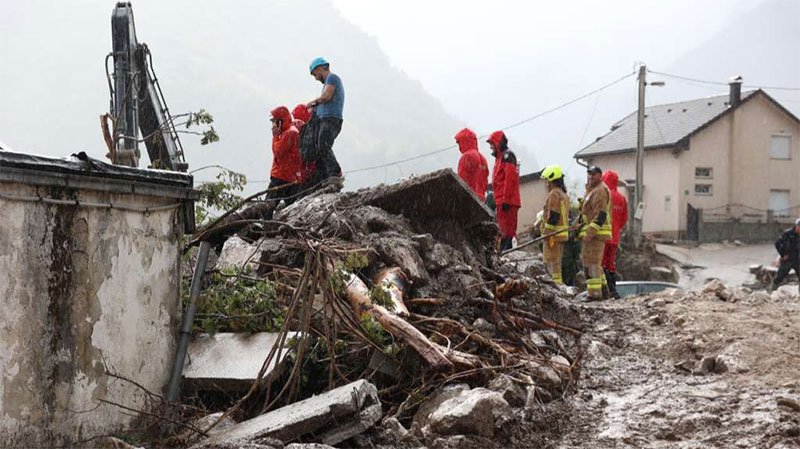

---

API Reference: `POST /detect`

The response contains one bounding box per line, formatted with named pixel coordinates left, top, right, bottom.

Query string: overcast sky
left=331, top=0, right=776, bottom=179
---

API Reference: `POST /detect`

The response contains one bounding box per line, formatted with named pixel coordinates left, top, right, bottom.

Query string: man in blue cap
left=306, top=57, right=344, bottom=186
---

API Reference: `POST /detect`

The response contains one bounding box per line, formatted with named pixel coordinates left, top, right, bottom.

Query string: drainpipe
left=166, top=240, right=211, bottom=402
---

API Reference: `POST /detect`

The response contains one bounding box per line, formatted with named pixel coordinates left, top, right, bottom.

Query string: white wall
left=0, top=182, right=183, bottom=447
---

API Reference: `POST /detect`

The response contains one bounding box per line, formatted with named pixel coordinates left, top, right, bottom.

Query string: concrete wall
left=517, top=178, right=547, bottom=237
left=584, top=148, right=682, bottom=235
left=0, top=182, right=184, bottom=447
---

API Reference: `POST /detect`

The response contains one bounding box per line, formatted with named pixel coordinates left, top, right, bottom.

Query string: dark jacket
left=775, top=228, right=800, bottom=261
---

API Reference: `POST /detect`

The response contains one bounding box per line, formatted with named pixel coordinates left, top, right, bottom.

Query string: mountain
left=0, top=0, right=465, bottom=191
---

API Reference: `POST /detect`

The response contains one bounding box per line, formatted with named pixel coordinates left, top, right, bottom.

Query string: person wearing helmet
left=488, top=130, right=521, bottom=251
left=579, top=166, right=613, bottom=300
left=266, top=106, right=302, bottom=220
left=601, top=170, right=629, bottom=298
left=540, top=165, right=570, bottom=285
left=454, top=128, right=489, bottom=201
left=306, top=57, right=344, bottom=187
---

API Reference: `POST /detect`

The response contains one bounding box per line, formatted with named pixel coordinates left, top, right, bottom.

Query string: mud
left=554, top=288, right=800, bottom=448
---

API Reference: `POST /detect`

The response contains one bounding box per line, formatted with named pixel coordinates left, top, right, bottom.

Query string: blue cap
left=309, top=57, right=329, bottom=74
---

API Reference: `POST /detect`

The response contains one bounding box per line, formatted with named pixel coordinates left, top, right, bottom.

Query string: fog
left=1, top=0, right=797, bottom=191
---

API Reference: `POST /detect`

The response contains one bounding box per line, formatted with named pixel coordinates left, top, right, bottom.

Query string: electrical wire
left=344, top=71, right=637, bottom=175
left=648, top=69, right=800, bottom=92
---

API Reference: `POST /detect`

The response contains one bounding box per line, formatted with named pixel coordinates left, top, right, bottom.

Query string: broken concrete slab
left=216, top=236, right=263, bottom=271
left=183, top=332, right=295, bottom=391
left=412, top=383, right=472, bottom=432
left=195, top=380, right=381, bottom=447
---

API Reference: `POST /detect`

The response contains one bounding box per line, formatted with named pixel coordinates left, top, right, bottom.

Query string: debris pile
left=172, top=170, right=583, bottom=448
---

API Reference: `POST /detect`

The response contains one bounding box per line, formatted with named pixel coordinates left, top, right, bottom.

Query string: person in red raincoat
left=487, top=130, right=520, bottom=251
left=292, top=104, right=317, bottom=188
left=601, top=169, right=629, bottom=298
left=266, top=106, right=301, bottom=220
left=454, top=128, right=489, bottom=201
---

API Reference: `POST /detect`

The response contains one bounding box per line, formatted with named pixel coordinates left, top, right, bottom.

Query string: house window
left=695, top=184, right=713, bottom=196
left=769, top=190, right=791, bottom=216
left=695, top=167, right=713, bottom=179
left=770, top=135, right=791, bottom=160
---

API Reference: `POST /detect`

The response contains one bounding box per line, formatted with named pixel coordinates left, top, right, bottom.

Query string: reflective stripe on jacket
left=542, top=188, right=570, bottom=242
left=579, top=183, right=612, bottom=240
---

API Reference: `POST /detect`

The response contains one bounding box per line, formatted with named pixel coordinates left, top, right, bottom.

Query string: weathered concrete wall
left=698, top=220, right=786, bottom=244
left=517, top=178, right=547, bottom=238
left=0, top=182, right=183, bottom=447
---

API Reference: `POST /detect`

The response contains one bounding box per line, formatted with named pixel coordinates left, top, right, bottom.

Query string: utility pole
left=633, top=64, right=646, bottom=248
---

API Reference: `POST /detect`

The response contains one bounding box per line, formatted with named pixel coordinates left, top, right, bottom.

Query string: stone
left=701, top=279, right=732, bottom=301
left=380, top=416, right=410, bottom=439
left=216, top=236, right=262, bottom=271
left=411, top=233, right=436, bottom=254
left=424, top=388, right=513, bottom=438
left=183, top=332, right=296, bottom=391
left=413, top=383, right=471, bottom=431
left=550, top=355, right=572, bottom=374
left=431, top=435, right=473, bottom=449
left=674, top=359, right=696, bottom=372
left=195, top=380, right=381, bottom=447
left=472, top=318, right=495, bottom=336
left=587, top=340, right=612, bottom=359
left=777, top=397, right=800, bottom=412
left=488, top=373, right=526, bottom=407
left=285, top=444, right=338, bottom=449
left=524, top=385, right=539, bottom=415
left=523, top=359, right=563, bottom=389
left=370, top=235, right=431, bottom=286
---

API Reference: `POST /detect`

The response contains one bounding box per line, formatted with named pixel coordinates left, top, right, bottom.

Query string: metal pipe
left=166, top=240, right=211, bottom=402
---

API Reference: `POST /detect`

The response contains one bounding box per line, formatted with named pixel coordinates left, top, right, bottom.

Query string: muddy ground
left=550, top=289, right=800, bottom=448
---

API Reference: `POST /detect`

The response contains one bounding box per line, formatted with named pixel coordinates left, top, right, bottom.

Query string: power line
left=648, top=69, right=800, bottom=92
left=344, top=71, right=637, bottom=175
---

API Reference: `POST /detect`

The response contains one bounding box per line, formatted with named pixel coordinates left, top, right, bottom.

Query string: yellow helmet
left=540, top=165, right=564, bottom=181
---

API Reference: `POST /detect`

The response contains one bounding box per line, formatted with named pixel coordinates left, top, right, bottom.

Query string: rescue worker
left=601, top=170, right=629, bottom=299
left=488, top=130, right=520, bottom=251
left=770, top=218, right=800, bottom=293
left=266, top=106, right=301, bottom=220
left=579, top=166, right=613, bottom=300
left=306, top=57, right=344, bottom=185
left=292, top=103, right=317, bottom=191
left=455, top=128, right=489, bottom=200
left=540, top=165, right=570, bottom=284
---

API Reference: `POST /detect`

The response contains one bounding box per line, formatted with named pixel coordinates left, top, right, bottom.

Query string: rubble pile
left=177, top=170, right=583, bottom=448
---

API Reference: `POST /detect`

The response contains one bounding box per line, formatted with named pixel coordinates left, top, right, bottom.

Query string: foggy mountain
left=661, top=0, right=800, bottom=115
left=0, top=0, right=471, bottom=191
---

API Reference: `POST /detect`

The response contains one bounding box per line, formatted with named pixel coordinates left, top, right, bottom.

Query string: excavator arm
left=107, top=2, right=188, bottom=172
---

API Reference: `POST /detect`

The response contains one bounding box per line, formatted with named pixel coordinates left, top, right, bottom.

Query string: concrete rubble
left=173, top=169, right=582, bottom=448
left=183, top=332, right=296, bottom=391
left=194, top=380, right=381, bottom=448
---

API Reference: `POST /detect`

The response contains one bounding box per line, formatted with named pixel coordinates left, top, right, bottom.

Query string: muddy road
left=554, top=289, right=800, bottom=448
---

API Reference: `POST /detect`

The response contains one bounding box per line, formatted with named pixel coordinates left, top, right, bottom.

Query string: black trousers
left=265, top=177, right=296, bottom=220
left=773, top=258, right=800, bottom=288
left=314, top=117, right=343, bottom=181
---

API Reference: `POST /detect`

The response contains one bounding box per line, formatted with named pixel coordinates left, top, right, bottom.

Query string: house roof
left=573, top=89, right=797, bottom=158
left=519, top=170, right=543, bottom=184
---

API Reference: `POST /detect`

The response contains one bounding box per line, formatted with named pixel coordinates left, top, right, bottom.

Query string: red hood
left=487, top=130, right=506, bottom=150
left=292, top=104, right=311, bottom=123
left=271, top=106, right=293, bottom=132
left=602, top=170, right=620, bottom=192
left=454, top=128, right=478, bottom=154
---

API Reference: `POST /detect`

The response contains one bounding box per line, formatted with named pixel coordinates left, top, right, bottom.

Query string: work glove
left=501, top=203, right=511, bottom=212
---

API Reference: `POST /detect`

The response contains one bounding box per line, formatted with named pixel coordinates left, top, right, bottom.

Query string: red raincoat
left=270, top=106, right=301, bottom=183
left=488, top=131, right=521, bottom=238
left=455, top=128, right=489, bottom=201
left=602, top=170, right=629, bottom=245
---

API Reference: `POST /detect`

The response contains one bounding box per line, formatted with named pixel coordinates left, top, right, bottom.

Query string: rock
left=195, top=380, right=381, bottom=447
left=96, top=437, right=145, bottom=449
left=674, top=360, right=696, bottom=372
left=550, top=355, right=572, bottom=374
left=524, top=385, right=540, bottom=416
left=529, top=332, right=548, bottom=350
left=586, top=340, right=612, bottom=359
left=424, top=388, right=513, bottom=438
left=285, top=444, right=338, bottom=449
left=216, top=236, right=262, bottom=271
left=777, top=397, right=800, bottom=412
left=370, top=235, right=431, bottom=286
left=380, top=416, right=409, bottom=439
left=425, top=243, right=459, bottom=273
left=522, top=359, right=562, bottom=390
left=488, top=373, right=526, bottom=407
left=701, top=279, right=732, bottom=301
left=693, top=355, right=720, bottom=375
left=411, top=233, right=435, bottom=254
left=431, top=435, right=473, bottom=449
left=472, top=318, right=495, bottom=336
left=413, top=383, right=471, bottom=431
left=734, top=239, right=744, bottom=246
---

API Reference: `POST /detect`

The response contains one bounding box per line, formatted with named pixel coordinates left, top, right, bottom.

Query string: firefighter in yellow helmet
left=579, top=166, right=613, bottom=300
left=540, top=165, right=570, bottom=284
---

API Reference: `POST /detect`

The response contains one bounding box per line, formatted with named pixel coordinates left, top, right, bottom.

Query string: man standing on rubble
left=771, top=218, right=800, bottom=293
left=488, top=130, right=520, bottom=251
left=540, top=165, right=570, bottom=284
left=266, top=106, right=302, bottom=220
left=455, top=128, right=489, bottom=201
left=601, top=170, right=628, bottom=299
left=306, top=57, right=344, bottom=186
left=579, top=166, right=613, bottom=300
